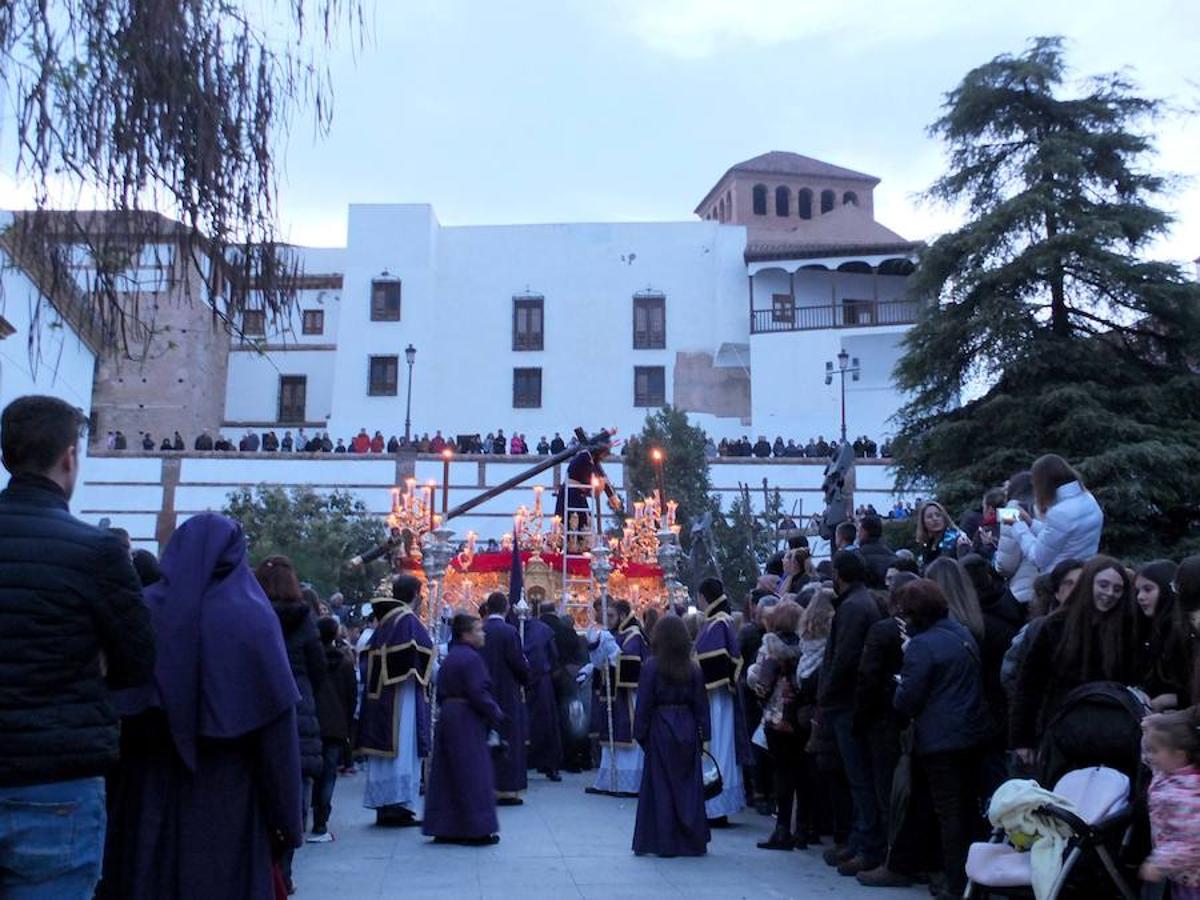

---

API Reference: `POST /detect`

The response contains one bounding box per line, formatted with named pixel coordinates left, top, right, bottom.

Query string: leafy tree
left=711, top=485, right=785, bottom=604
left=224, top=485, right=387, bottom=603
left=622, top=405, right=715, bottom=552
left=893, top=36, right=1200, bottom=560
left=0, top=0, right=359, bottom=358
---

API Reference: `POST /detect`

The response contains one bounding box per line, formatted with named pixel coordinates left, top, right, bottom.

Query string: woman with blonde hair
left=914, top=501, right=968, bottom=569
left=923, top=557, right=985, bottom=645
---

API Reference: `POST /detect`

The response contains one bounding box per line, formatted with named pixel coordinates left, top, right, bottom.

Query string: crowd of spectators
left=727, top=452, right=1200, bottom=897
left=716, top=434, right=890, bottom=459
left=108, top=427, right=893, bottom=462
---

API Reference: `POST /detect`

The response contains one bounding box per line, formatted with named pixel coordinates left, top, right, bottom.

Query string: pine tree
left=893, top=37, right=1200, bottom=559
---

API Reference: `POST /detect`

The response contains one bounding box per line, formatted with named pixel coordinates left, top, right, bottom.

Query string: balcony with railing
left=751, top=298, right=920, bottom=334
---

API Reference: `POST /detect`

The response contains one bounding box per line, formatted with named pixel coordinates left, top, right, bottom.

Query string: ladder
left=560, top=478, right=597, bottom=625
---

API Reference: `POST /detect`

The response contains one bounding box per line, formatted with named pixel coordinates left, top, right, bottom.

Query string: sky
left=4, top=0, right=1199, bottom=264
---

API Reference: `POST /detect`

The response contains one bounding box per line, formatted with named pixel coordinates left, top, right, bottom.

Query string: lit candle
left=441, top=448, right=452, bottom=513
left=670, top=524, right=681, bottom=538
left=667, top=500, right=678, bottom=526
left=651, top=448, right=666, bottom=510
left=592, top=476, right=604, bottom=534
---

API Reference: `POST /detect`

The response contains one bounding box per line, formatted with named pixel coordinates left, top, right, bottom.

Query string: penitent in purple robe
left=422, top=642, right=504, bottom=841
left=632, top=658, right=711, bottom=857
left=522, top=617, right=562, bottom=773
left=99, top=514, right=302, bottom=900
left=481, top=616, right=531, bottom=794
left=695, top=597, right=752, bottom=818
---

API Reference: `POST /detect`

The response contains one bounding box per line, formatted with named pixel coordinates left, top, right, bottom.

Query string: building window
left=513, top=367, right=542, bottom=408
left=633, top=294, right=666, bottom=349
left=370, top=279, right=402, bottom=321
left=278, top=375, right=307, bottom=423
left=634, top=366, right=666, bottom=407
left=242, top=309, right=265, bottom=336
left=775, top=186, right=790, bottom=217
left=512, top=295, right=544, bottom=351
left=820, top=189, right=835, bottom=214
left=368, top=355, right=399, bottom=396
left=842, top=298, right=873, bottom=326
left=798, top=188, right=813, bottom=219
left=752, top=184, right=767, bottom=216
left=301, top=309, right=324, bottom=335
left=843, top=190, right=859, bottom=207
left=772, top=293, right=795, bottom=323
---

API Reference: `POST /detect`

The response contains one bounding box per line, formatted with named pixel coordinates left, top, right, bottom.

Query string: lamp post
left=403, top=343, right=416, bottom=444
left=824, top=348, right=861, bottom=443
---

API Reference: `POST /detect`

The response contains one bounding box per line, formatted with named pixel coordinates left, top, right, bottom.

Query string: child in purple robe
left=422, top=614, right=504, bottom=846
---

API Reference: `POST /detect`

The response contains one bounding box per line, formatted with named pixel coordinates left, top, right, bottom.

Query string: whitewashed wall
left=0, top=250, right=97, bottom=417
left=73, top=452, right=913, bottom=553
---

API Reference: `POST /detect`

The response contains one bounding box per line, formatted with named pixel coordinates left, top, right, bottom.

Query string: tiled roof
left=730, top=151, right=880, bottom=183
left=742, top=204, right=919, bottom=261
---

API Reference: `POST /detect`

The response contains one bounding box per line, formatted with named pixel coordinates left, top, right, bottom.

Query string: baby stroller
left=963, top=682, right=1148, bottom=899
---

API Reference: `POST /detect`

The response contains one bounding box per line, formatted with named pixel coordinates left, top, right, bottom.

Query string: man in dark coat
left=194, top=431, right=213, bottom=451
left=856, top=514, right=898, bottom=590
left=820, top=551, right=885, bottom=875
left=481, top=592, right=530, bottom=804
left=0, top=395, right=155, bottom=899
left=523, top=606, right=563, bottom=781
left=550, top=432, right=566, bottom=454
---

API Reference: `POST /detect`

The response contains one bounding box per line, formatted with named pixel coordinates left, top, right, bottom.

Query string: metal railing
left=751, top=299, right=920, bottom=334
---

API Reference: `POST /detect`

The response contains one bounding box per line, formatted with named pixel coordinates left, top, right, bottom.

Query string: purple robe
left=695, top=600, right=752, bottom=766
left=522, top=617, right=562, bottom=772
left=481, top=616, right=531, bottom=793
left=422, top=643, right=503, bottom=840
left=99, top=514, right=302, bottom=900
left=632, top=658, right=711, bottom=857
left=357, top=604, right=433, bottom=759
left=591, top=621, right=647, bottom=746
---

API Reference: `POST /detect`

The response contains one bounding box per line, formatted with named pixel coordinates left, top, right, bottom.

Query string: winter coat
left=0, top=475, right=155, bottom=786
left=747, top=632, right=802, bottom=732
left=857, top=537, right=898, bottom=590
left=1010, top=482, right=1102, bottom=575
left=853, top=616, right=905, bottom=735
left=1146, top=765, right=1200, bottom=887
left=994, top=502, right=1039, bottom=604
left=893, top=617, right=992, bottom=755
left=979, top=588, right=1025, bottom=741
left=818, top=583, right=883, bottom=711
left=315, top=644, right=357, bottom=743
left=273, top=601, right=326, bottom=777
left=919, top=527, right=964, bottom=570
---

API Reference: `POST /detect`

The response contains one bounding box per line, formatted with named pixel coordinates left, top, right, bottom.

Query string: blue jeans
left=828, top=708, right=884, bottom=861
left=0, top=777, right=106, bottom=900
left=312, top=740, right=342, bottom=829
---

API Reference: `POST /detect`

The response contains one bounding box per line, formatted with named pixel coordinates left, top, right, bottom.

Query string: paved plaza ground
left=292, top=770, right=924, bottom=899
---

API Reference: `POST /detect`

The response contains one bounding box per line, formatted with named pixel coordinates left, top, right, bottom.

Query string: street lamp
left=403, top=343, right=417, bottom=444
left=824, top=349, right=861, bottom=443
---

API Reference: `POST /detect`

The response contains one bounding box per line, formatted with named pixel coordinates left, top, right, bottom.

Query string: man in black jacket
left=818, top=550, right=884, bottom=876
left=0, top=395, right=155, bottom=897
left=856, top=514, right=898, bottom=589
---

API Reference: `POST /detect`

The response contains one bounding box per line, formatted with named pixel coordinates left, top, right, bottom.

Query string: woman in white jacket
left=994, top=471, right=1038, bottom=604
left=1010, top=455, right=1103, bottom=574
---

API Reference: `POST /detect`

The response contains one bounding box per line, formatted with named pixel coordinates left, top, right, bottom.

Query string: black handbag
left=701, top=748, right=723, bottom=801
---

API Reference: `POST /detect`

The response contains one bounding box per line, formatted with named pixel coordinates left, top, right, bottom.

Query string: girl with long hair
left=1134, top=560, right=1191, bottom=711
left=1010, top=555, right=1136, bottom=762
left=1011, top=454, right=1103, bottom=574
left=632, top=615, right=711, bottom=857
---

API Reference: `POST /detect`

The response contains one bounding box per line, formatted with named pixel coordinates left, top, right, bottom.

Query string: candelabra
left=656, top=527, right=686, bottom=610
left=421, top=526, right=455, bottom=649
left=590, top=542, right=617, bottom=794
left=388, top=478, right=442, bottom=558
left=617, top=495, right=679, bottom=564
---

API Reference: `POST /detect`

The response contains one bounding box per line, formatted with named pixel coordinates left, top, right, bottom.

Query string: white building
left=227, top=152, right=921, bottom=448
left=0, top=213, right=99, bottom=417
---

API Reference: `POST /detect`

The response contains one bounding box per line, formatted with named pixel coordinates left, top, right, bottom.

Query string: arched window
left=718, top=197, right=726, bottom=221
left=752, top=184, right=768, bottom=216
left=820, top=189, right=835, bottom=213
left=775, top=186, right=790, bottom=217
left=797, top=188, right=813, bottom=220
left=843, top=191, right=858, bottom=207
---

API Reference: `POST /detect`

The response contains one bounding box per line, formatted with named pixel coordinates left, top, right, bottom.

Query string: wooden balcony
left=751, top=298, right=920, bottom=334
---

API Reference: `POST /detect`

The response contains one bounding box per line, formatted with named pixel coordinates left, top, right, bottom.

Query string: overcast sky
left=6, top=1, right=1199, bottom=264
